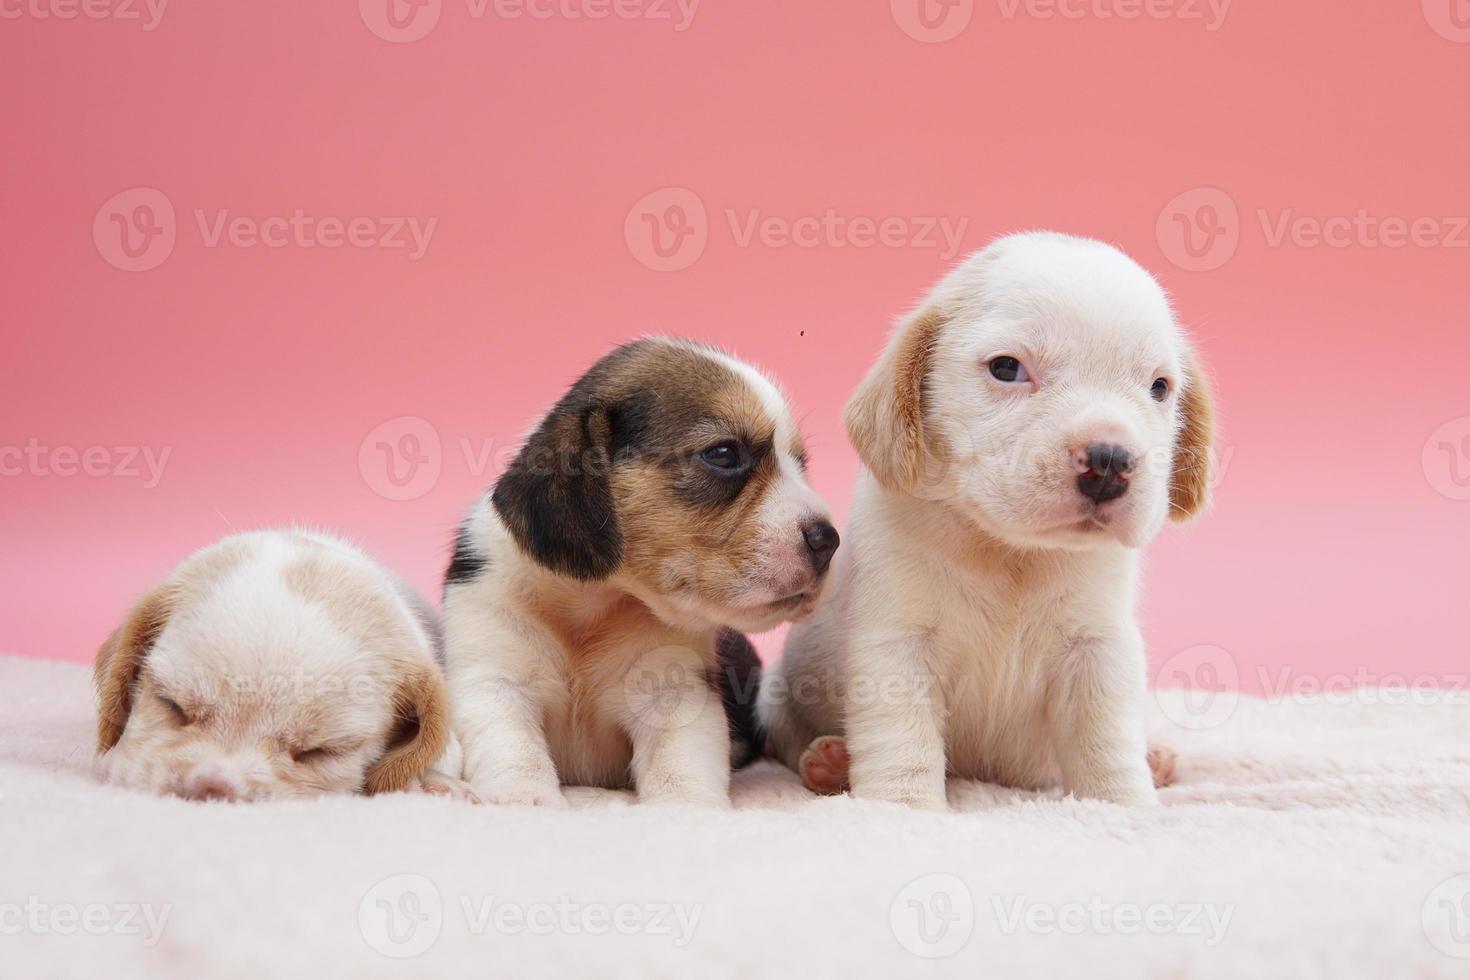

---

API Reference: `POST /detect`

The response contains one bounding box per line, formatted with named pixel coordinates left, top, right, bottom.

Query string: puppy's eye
left=292, top=747, right=334, bottom=764
left=1151, top=378, right=1171, bottom=401
left=699, top=441, right=747, bottom=472
left=160, top=696, right=190, bottom=726
left=989, top=357, right=1030, bottom=384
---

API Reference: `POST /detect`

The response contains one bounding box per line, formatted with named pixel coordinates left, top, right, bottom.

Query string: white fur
left=761, top=232, right=1209, bottom=809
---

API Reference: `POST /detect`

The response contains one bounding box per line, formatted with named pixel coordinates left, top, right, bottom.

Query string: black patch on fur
left=713, top=628, right=764, bottom=769
left=443, top=523, right=489, bottom=588
left=491, top=344, right=658, bottom=581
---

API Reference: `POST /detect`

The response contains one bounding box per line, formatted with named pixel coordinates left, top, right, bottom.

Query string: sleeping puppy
left=95, top=530, right=472, bottom=802
left=443, top=338, right=838, bottom=807
left=759, top=232, right=1215, bottom=809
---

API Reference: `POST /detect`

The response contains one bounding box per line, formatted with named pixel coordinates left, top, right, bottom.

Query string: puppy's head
left=848, top=232, right=1216, bottom=550
left=492, top=339, right=837, bottom=632
left=95, top=533, right=447, bottom=801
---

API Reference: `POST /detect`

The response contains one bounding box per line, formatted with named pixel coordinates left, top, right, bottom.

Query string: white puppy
left=96, top=530, right=471, bottom=802
left=443, top=338, right=837, bottom=807
left=759, top=232, right=1215, bottom=809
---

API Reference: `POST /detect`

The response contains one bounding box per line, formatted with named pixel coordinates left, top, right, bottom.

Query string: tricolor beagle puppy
left=442, top=338, right=838, bottom=806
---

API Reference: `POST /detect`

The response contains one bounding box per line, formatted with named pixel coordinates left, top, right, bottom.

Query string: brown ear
left=95, top=584, right=176, bottom=752
left=364, top=657, right=449, bottom=794
left=844, top=307, right=946, bottom=493
left=1169, top=345, right=1217, bottom=521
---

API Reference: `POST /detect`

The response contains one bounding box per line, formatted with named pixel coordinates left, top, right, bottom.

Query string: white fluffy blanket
left=2, top=653, right=1468, bottom=979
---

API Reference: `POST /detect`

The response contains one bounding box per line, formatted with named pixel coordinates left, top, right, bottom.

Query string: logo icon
left=622, top=647, right=710, bottom=733
left=358, top=873, right=443, bottom=958
left=1423, top=874, right=1470, bottom=958
left=1423, top=417, right=1470, bottom=501
left=891, top=0, right=975, bottom=43
left=890, top=873, right=974, bottom=958
left=93, top=188, right=176, bottom=272
left=624, top=187, right=708, bottom=272
left=359, top=0, right=442, bottom=43
left=359, top=416, right=443, bottom=501
left=1423, top=0, right=1470, bottom=42
left=1154, top=644, right=1240, bottom=730
left=1156, top=187, right=1240, bottom=272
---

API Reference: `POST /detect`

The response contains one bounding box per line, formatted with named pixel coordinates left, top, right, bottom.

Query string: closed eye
left=158, top=694, right=190, bottom=726
left=292, top=746, right=337, bottom=764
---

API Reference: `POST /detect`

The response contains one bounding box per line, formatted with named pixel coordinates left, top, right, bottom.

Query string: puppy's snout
left=179, top=765, right=242, bottom=803
left=801, top=519, right=840, bottom=574
left=1075, top=442, right=1134, bottom=504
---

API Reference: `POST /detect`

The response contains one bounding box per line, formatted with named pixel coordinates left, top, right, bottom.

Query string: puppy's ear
left=492, top=396, right=622, bottom=580
left=1169, top=346, right=1217, bottom=521
left=95, top=584, right=176, bottom=752
left=365, top=657, right=449, bottom=795
left=844, top=307, right=946, bottom=493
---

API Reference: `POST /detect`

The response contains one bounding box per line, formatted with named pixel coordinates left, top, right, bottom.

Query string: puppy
left=759, top=232, right=1215, bottom=809
left=95, top=530, right=471, bottom=802
left=443, top=338, right=838, bottom=807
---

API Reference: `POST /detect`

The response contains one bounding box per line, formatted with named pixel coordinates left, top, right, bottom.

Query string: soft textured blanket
left=1, top=653, right=1467, bottom=979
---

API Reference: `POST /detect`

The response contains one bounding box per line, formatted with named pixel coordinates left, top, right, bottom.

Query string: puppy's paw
left=474, top=778, right=567, bottom=808
left=798, top=735, right=851, bottom=795
left=415, top=771, right=482, bottom=804
left=638, top=788, right=731, bottom=808
left=1147, top=745, right=1178, bottom=788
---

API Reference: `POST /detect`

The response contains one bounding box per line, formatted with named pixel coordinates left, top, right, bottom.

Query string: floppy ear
left=95, top=584, right=176, bottom=752
left=492, top=394, right=622, bottom=580
left=844, top=306, right=947, bottom=493
left=364, top=657, right=449, bottom=795
left=1169, top=345, right=1217, bottom=521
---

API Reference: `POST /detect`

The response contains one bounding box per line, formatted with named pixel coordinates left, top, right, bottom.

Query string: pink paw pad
left=799, top=735, right=851, bottom=795
left=1147, top=745, right=1178, bottom=788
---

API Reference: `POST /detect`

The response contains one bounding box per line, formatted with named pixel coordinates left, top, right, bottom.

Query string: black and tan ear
left=95, top=583, right=176, bottom=752
left=492, top=391, right=622, bottom=581
left=844, top=307, right=947, bottom=493
left=365, top=657, right=449, bottom=795
left=1169, top=345, right=1217, bottom=522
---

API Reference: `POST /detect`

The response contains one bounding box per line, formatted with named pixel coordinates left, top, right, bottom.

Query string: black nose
left=1076, top=443, right=1134, bottom=504
left=802, top=520, right=840, bottom=574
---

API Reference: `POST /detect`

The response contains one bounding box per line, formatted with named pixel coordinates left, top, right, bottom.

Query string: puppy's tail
left=714, top=629, right=764, bottom=770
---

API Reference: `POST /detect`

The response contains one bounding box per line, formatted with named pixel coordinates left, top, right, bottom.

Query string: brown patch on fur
left=1169, top=346, right=1216, bottom=521
left=364, top=655, right=449, bottom=794
left=282, top=554, right=414, bottom=653
left=844, top=307, right=946, bottom=493
left=95, top=583, right=177, bottom=751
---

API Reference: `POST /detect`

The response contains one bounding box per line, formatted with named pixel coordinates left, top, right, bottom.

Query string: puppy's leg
left=1048, top=632, right=1157, bottom=806
left=616, top=640, right=731, bottom=807
left=444, top=602, right=567, bottom=808
left=845, top=631, right=948, bottom=811
left=413, top=734, right=481, bottom=803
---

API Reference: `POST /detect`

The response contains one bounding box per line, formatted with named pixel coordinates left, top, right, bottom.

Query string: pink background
left=4, top=1, right=1468, bottom=694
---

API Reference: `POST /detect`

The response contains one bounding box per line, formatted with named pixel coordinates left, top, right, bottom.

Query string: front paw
left=414, top=771, right=482, bottom=804
left=852, top=777, right=948, bottom=811
left=473, top=777, right=567, bottom=808
left=1071, top=771, right=1159, bottom=807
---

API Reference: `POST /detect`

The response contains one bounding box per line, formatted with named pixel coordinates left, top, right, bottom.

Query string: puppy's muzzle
left=801, top=519, right=840, bottom=575
left=1075, top=443, right=1134, bottom=504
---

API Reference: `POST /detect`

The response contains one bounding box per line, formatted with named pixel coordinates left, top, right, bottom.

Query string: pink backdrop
left=4, top=1, right=1468, bottom=698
